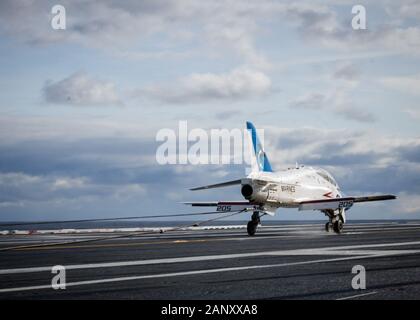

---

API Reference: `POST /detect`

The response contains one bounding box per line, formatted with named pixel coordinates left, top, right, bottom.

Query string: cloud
left=43, top=72, right=121, bottom=106
left=52, top=177, right=87, bottom=190
left=0, top=115, right=160, bottom=144
left=397, top=1, right=420, bottom=19
left=214, top=110, right=243, bottom=120
left=340, top=164, right=420, bottom=195
left=282, top=2, right=420, bottom=55
left=0, top=123, right=245, bottom=214
left=289, top=90, right=375, bottom=123
left=264, top=126, right=420, bottom=195
left=379, top=27, right=420, bottom=55
left=396, top=143, right=420, bottom=163
left=0, top=138, right=246, bottom=219
left=404, top=108, right=420, bottom=120
left=379, top=74, right=420, bottom=96
left=1, top=0, right=419, bottom=64
left=0, top=137, right=158, bottom=180
left=334, top=105, right=376, bottom=123
left=290, top=92, right=326, bottom=110
left=136, top=68, right=271, bottom=104
left=0, top=116, right=419, bottom=218
left=0, top=0, right=272, bottom=67
left=286, top=3, right=343, bottom=39
left=1, top=1, right=419, bottom=220
left=333, top=63, right=359, bottom=81
left=288, top=62, right=375, bottom=123
left=394, top=192, right=420, bottom=214
left=0, top=171, right=147, bottom=208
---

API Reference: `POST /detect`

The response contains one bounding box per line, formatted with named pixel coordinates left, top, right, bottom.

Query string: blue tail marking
left=246, top=121, right=273, bottom=172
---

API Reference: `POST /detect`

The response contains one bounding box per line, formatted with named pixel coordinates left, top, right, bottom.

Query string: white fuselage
left=241, top=166, right=342, bottom=208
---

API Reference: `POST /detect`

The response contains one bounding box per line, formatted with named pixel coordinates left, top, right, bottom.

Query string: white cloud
left=137, top=68, right=272, bottom=104
left=0, top=0, right=273, bottom=67
left=389, top=1, right=420, bottom=20
left=52, top=177, right=87, bottom=190
left=113, top=184, right=147, bottom=200
left=264, top=125, right=420, bottom=169
left=0, top=172, right=41, bottom=186
left=43, top=72, right=121, bottom=106
left=395, top=192, right=420, bottom=214
left=0, top=172, right=147, bottom=207
left=0, top=115, right=160, bottom=143
left=333, top=105, right=375, bottom=123
left=280, top=3, right=420, bottom=56
left=333, top=63, right=359, bottom=81
left=404, top=107, right=420, bottom=119
left=289, top=63, right=375, bottom=123
left=379, top=74, right=420, bottom=96
left=1, top=0, right=420, bottom=62
left=376, top=27, right=420, bottom=56
left=290, top=92, right=326, bottom=110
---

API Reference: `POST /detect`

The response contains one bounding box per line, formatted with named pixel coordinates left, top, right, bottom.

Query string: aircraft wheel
left=325, top=222, right=332, bottom=232
left=247, top=221, right=257, bottom=236
left=333, top=220, right=343, bottom=234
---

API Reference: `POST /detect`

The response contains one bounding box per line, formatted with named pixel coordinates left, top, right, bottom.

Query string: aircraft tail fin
left=246, top=121, right=273, bottom=173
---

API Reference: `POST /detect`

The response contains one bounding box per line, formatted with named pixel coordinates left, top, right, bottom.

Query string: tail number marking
left=217, top=205, right=232, bottom=212
left=338, top=201, right=353, bottom=209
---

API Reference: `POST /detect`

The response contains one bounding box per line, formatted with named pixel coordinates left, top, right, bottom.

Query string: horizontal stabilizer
left=299, top=194, right=396, bottom=211
left=190, top=179, right=242, bottom=191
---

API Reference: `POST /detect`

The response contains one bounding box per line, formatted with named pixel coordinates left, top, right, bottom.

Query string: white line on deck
left=0, top=255, right=378, bottom=294
left=1, top=240, right=420, bottom=276
left=336, top=291, right=378, bottom=300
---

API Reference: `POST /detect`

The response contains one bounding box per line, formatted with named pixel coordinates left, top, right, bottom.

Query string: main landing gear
left=333, top=219, right=344, bottom=233
left=325, top=220, right=343, bottom=233
left=247, top=211, right=260, bottom=236
left=324, top=209, right=345, bottom=234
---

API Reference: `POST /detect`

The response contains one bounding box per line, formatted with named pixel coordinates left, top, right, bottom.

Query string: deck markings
left=1, top=240, right=420, bottom=276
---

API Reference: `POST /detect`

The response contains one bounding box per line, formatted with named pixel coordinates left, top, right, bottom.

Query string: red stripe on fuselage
left=323, top=191, right=333, bottom=198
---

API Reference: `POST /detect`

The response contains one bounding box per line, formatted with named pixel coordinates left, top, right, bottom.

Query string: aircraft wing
left=183, top=201, right=278, bottom=216
left=189, top=179, right=242, bottom=191
left=184, top=201, right=258, bottom=212
left=298, top=195, right=396, bottom=211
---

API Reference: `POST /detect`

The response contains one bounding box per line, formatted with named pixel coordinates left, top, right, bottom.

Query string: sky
left=0, top=0, right=419, bottom=221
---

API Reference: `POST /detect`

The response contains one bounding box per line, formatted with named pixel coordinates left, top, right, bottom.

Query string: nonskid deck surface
left=0, top=221, right=420, bottom=299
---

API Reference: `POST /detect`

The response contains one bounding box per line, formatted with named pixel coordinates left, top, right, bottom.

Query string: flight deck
left=0, top=221, right=420, bottom=300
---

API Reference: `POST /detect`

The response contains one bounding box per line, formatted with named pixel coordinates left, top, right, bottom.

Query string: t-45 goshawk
left=186, top=122, right=396, bottom=236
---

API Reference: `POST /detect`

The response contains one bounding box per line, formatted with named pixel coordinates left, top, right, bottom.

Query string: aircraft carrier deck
left=1, top=221, right=420, bottom=299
